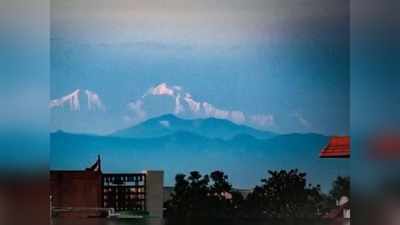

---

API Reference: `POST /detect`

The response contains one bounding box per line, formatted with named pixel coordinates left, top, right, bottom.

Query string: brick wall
left=50, top=171, right=102, bottom=208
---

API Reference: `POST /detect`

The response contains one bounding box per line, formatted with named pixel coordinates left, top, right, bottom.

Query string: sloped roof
left=320, top=136, right=350, bottom=158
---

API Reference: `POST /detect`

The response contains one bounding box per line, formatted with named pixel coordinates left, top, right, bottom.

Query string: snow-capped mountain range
left=141, top=83, right=274, bottom=128
left=50, top=83, right=276, bottom=131
left=49, top=89, right=105, bottom=112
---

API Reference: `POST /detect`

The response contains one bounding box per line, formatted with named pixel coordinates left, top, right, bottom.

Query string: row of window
left=103, top=187, right=145, bottom=193
left=103, top=194, right=145, bottom=200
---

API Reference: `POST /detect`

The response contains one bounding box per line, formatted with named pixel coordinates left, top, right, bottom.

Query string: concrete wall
left=145, top=171, right=164, bottom=218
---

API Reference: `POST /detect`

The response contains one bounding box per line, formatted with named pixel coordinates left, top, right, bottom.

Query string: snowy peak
left=49, top=89, right=81, bottom=111
left=85, top=90, right=105, bottom=111
left=125, top=82, right=274, bottom=129
left=50, top=89, right=105, bottom=112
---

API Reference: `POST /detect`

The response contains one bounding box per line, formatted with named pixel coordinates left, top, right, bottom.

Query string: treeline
left=164, top=169, right=349, bottom=225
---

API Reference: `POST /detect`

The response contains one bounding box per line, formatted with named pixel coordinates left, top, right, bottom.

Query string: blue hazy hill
left=50, top=118, right=349, bottom=191
left=111, top=114, right=276, bottom=140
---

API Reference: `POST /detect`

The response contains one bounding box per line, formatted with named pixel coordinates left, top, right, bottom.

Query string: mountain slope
left=111, top=114, right=276, bottom=140
left=50, top=130, right=348, bottom=191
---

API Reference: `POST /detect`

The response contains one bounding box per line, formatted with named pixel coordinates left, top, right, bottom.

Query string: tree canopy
left=329, top=176, right=350, bottom=200
left=164, top=169, right=337, bottom=225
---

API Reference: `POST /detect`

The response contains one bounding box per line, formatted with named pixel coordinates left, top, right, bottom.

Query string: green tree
left=186, top=171, right=210, bottom=217
left=164, top=174, right=190, bottom=224
left=165, top=169, right=327, bottom=225
left=243, top=185, right=267, bottom=218
left=210, top=170, right=232, bottom=197
left=329, top=176, right=350, bottom=200
left=208, top=171, right=234, bottom=217
left=165, top=171, right=210, bottom=225
left=257, top=169, right=322, bottom=219
left=165, top=171, right=243, bottom=225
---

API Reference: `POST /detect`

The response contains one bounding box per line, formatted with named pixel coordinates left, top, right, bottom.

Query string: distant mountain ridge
left=50, top=115, right=348, bottom=191
left=111, top=114, right=276, bottom=140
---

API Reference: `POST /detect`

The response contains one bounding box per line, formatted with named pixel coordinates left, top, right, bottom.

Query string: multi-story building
left=50, top=156, right=163, bottom=219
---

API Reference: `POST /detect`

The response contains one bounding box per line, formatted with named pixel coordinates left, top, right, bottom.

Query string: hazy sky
left=51, top=0, right=349, bottom=135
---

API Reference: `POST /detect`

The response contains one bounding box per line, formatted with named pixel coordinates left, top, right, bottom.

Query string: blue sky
left=51, top=0, right=349, bottom=135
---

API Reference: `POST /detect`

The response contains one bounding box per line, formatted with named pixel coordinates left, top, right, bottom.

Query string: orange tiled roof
left=320, top=136, right=350, bottom=158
